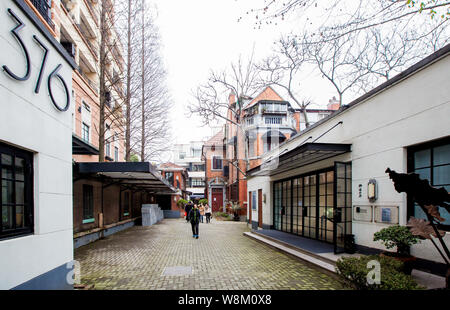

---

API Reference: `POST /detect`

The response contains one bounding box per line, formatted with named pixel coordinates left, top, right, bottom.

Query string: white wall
left=247, top=176, right=272, bottom=227
left=0, top=1, right=74, bottom=289
left=248, top=51, right=450, bottom=263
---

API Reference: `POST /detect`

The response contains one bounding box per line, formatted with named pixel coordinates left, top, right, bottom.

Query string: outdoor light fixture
left=368, top=179, right=377, bottom=202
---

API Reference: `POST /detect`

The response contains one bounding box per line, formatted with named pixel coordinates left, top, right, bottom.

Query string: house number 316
left=2, top=8, right=70, bottom=112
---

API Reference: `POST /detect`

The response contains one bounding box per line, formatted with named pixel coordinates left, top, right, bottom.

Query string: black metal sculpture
left=385, top=168, right=450, bottom=289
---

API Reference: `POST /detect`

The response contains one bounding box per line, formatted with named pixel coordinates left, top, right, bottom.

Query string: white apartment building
left=173, top=141, right=207, bottom=200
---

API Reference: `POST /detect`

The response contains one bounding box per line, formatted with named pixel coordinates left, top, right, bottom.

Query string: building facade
left=223, top=86, right=338, bottom=219
left=0, top=0, right=76, bottom=289
left=158, top=162, right=189, bottom=217
left=246, top=44, right=450, bottom=270
left=203, top=130, right=227, bottom=212
left=173, top=141, right=206, bottom=200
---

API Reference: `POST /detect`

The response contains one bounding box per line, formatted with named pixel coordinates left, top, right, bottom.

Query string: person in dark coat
left=185, top=203, right=193, bottom=222
left=189, top=204, right=201, bottom=239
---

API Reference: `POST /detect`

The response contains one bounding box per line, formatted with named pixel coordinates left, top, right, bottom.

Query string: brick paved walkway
left=74, top=219, right=346, bottom=290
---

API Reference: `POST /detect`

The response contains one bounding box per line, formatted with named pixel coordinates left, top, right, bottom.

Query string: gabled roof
left=244, top=86, right=286, bottom=110
left=158, top=162, right=186, bottom=172
left=204, top=130, right=224, bottom=147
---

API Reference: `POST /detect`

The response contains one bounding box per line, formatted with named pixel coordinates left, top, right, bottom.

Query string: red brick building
left=202, top=131, right=227, bottom=212
left=220, top=86, right=340, bottom=220
left=158, top=163, right=190, bottom=217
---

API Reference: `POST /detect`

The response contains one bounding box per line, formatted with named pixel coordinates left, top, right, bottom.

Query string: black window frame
left=212, top=156, right=223, bottom=170
left=82, top=122, right=90, bottom=143
left=114, top=146, right=119, bottom=161
left=82, top=184, right=94, bottom=223
left=0, top=142, right=34, bottom=240
left=407, top=136, right=450, bottom=231
left=123, top=191, right=130, bottom=216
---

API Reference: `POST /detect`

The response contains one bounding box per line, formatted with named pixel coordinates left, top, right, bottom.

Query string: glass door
left=334, top=162, right=352, bottom=254
left=274, top=182, right=282, bottom=230
left=281, top=180, right=292, bottom=233
left=318, top=171, right=334, bottom=243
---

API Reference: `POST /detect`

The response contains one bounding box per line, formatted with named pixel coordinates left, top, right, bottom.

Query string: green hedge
left=335, top=255, right=423, bottom=290
left=213, top=212, right=231, bottom=220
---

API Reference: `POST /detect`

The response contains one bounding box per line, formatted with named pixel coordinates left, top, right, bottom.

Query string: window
left=252, top=191, right=257, bottom=210
left=165, top=172, right=174, bottom=185
left=106, top=142, right=110, bottom=157
left=123, top=191, right=130, bottom=216
left=83, top=102, right=91, bottom=112
left=248, top=140, right=255, bottom=157
left=190, top=179, right=205, bottom=187
left=82, top=185, right=94, bottom=224
left=263, top=136, right=273, bottom=153
left=191, top=148, right=202, bottom=158
left=82, top=122, right=90, bottom=143
left=212, top=156, right=222, bottom=170
left=1, top=143, right=34, bottom=239
left=408, top=137, right=450, bottom=230
left=191, top=164, right=205, bottom=172
left=265, top=117, right=283, bottom=125
left=179, top=152, right=186, bottom=159
left=114, top=146, right=119, bottom=161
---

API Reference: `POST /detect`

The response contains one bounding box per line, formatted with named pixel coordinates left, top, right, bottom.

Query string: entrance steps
left=244, top=231, right=339, bottom=273
left=244, top=230, right=447, bottom=289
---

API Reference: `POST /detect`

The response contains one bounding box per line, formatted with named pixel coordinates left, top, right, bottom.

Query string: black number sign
left=2, top=8, right=70, bottom=112
left=2, top=8, right=30, bottom=81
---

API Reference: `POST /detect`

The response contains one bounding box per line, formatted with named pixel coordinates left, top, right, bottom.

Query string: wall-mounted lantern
left=368, top=179, right=377, bottom=202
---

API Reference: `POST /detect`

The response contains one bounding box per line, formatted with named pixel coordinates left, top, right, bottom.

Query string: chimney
left=327, top=96, right=340, bottom=111
left=229, top=92, right=236, bottom=105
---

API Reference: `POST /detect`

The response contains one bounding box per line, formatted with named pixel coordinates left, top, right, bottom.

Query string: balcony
left=244, top=115, right=296, bottom=130
left=31, top=0, right=55, bottom=30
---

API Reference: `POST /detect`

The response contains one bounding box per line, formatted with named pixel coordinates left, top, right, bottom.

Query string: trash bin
left=344, top=234, right=356, bottom=254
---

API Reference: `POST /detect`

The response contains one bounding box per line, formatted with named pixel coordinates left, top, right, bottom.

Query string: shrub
left=373, top=225, right=420, bottom=256
left=213, top=212, right=231, bottom=220
left=198, top=199, right=208, bottom=205
left=336, top=255, right=423, bottom=290
left=176, top=199, right=189, bottom=207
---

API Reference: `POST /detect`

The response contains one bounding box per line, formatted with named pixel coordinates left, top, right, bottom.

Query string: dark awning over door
left=249, top=142, right=351, bottom=177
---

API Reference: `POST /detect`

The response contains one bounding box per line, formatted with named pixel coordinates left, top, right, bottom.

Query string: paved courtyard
left=74, top=218, right=346, bottom=290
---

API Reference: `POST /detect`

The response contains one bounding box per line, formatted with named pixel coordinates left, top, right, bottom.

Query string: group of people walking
left=184, top=202, right=212, bottom=239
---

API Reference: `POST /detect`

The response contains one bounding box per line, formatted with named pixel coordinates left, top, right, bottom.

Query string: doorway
left=273, top=162, right=352, bottom=253
left=211, top=188, right=223, bottom=212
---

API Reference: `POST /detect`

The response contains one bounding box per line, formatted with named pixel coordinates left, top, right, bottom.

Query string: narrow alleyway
left=74, top=219, right=346, bottom=290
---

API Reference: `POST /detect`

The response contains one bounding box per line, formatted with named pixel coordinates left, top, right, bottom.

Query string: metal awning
left=72, top=134, right=99, bottom=155
left=190, top=194, right=205, bottom=199
left=261, top=130, right=287, bottom=140
left=249, top=142, right=351, bottom=177
left=74, top=162, right=177, bottom=194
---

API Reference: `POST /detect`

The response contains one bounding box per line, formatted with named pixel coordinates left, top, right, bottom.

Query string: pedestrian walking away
left=205, top=203, right=212, bottom=223
left=199, top=204, right=205, bottom=223
left=185, top=202, right=192, bottom=222
left=189, top=204, right=200, bottom=239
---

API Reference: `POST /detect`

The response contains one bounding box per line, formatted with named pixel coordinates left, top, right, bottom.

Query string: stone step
left=243, top=231, right=337, bottom=273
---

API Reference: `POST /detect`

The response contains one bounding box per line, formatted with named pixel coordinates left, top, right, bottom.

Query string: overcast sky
left=152, top=0, right=340, bottom=146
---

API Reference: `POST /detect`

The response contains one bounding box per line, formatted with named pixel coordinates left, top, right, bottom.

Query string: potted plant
left=373, top=225, right=421, bottom=274
left=227, top=201, right=242, bottom=221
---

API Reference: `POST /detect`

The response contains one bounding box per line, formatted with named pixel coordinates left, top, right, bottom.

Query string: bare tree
left=242, top=0, right=450, bottom=41
left=130, top=2, right=173, bottom=163
left=189, top=53, right=260, bottom=173
left=301, top=30, right=375, bottom=105
left=256, top=35, right=313, bottom=127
